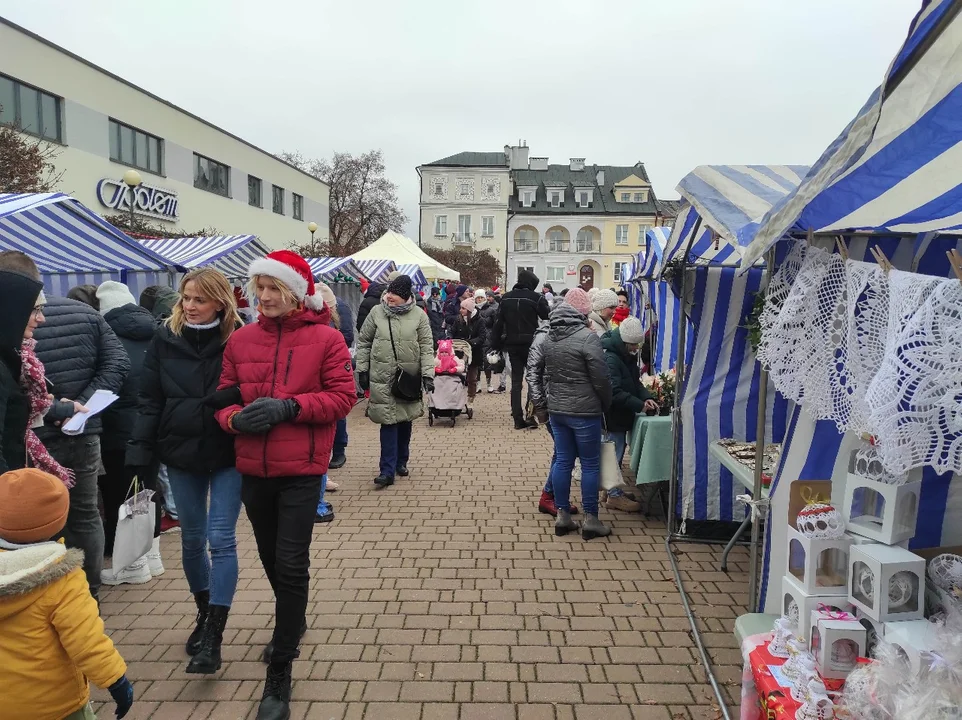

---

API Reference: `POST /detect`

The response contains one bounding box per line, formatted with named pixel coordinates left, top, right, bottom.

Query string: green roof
left=509, top=162, right=660, bottom=216
left=424, top=152, right=507, bottom=168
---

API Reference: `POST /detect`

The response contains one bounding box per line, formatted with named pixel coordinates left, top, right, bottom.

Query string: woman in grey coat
left=355, top=275, right=435, bottom=489
left=528, top=287, right=612, bottom=540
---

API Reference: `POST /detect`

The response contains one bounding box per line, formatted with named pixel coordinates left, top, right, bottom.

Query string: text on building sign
left=96, top=178, right=179, bottom=222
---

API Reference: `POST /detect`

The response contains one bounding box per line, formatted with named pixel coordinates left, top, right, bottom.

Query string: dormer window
left=550, top=191, right=562, bottom=208
left=519, top=187, right=536, bottom=208
left=634, top=191, right=648, bottom=203
left=620, top=192, right=631, bottom=202
left=576, top=189, right=593, bottom=208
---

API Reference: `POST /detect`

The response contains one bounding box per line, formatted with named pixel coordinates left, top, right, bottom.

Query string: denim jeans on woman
left=166, top=467, right=243, bottom=607
left=379, top=421, right=412, bottom=476
left=548, top=413, right=602, bottom=516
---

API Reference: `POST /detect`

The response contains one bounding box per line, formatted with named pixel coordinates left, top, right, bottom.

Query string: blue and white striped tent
left=756, top=0, right=962, bottom=612
left=742, top=0, right=962, bottom=267
left=0, top=192, right=172, bottom=297
left=138, top=235, right=271, bottom=280
left=661, top=166, right=808, bottom=524
left=353, top=259, right=396, bottom=283
left=305, top=257, right=367, bottom=284
left=395, top=263, right=429, bottom=289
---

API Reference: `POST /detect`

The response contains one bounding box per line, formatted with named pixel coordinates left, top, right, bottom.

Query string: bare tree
left=0, top=122, right=64, bottom=193
left=422, top=245, right=503, bottom=288
left=278, top=149, right=406, bottom=257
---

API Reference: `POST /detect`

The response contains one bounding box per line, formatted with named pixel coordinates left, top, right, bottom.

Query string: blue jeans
left=166, top=467, right=243, bottom=607
left=543, top=421, right=556, bottom=494
left=549, top=414, right=603, bottom=516
left=379, top=421, right=412, bottom=476
left=333, top=418, right=348, bottom=456
left=157, top=464, right=177, bottom=519
left=316, top=474, right=331, bottom=515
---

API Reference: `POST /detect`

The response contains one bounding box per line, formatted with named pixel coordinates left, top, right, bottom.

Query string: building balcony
left=547, top=241, right=570, bottom=253
left=451, top=232, right=476, bottom=246
left=575, top=242, right=598, bottom=253
left=514, top=240, right=538, bottom=252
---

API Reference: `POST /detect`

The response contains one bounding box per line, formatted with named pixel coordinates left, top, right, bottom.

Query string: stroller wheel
left=451, top=416, right=456, bottom=426
left=466, top=408, right=474, bottom=420
left=428, top=415, right=434, bottom=426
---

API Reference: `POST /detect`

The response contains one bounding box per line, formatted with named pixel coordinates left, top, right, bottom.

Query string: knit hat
left=248, top=250, right=324, bottom=311
left=387, top=274, right=413, bottom=300
left=387, top=270, right=401, bottom=282
left=474, top=289, right=486, bottom=301
left=461, top=297, right=476, bottom=314
left=315, top=281, right=336, bottom=311
left=592, top=288, right=619, bottom=312
left=618, top=316, right=645, bottom=344
left=0, top=469, right=69, bottom=544
left=587, top=287, right=600, bottom=300
left=66, top=284, right=100, bottom=310
left=96, top=281, right=137, bottom=316
left=455, top=284, right=468, bottom=299
left=563, top=287, right=592, bottom=316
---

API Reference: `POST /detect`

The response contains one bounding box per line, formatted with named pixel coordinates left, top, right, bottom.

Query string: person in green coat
left=601, top=316, right=658, bottom=511
left=356, top=275, right=435, bottom=489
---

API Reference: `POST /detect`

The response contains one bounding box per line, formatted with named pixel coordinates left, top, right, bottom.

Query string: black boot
left=373, top=474, right=394, bottom=488
left=186, top=605, right=229, bottom=674
left=256, top=660, right=293, bottom=720
left=328, top=451, right=346, bottom=469
left=262, top=620, right=308, bottom=664
left=186, top=590, right=209, bottom=656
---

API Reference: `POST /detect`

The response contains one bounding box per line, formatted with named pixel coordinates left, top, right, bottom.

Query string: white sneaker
left=146, top=536, right=165, bottom=577
left=101, top=556, right=152, bottom=586
left=487, top=384, right=494, bottom=394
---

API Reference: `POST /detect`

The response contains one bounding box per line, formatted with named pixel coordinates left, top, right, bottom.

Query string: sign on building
left=96, top=178, right=179, bottom=222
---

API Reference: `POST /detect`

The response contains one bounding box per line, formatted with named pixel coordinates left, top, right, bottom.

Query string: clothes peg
left=869, top=246, right=893, bottom=273
left=947, top=249, right=962, bottom=285
left=835, top=237, right=849, bottom=261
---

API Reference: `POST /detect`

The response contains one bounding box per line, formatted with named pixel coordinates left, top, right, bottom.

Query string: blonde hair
left=168, top=268, right=242, bottom=343
left=246, top=274, right=299, bottom=309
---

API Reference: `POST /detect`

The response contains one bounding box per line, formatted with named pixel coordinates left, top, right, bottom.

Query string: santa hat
left=248, top=250, right=324, bottom=311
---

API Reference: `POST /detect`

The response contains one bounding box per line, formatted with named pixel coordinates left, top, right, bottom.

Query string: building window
left=292, top=193, right=303, bottom=220
left=576, top=228, right=595, bottom=253
left=546, top=266, right=565, bottom=282
left=434, top=180, right=444, bottom=195
left=614, top=261, right=629, bottom=284
left=634, top=192, right=644, bottom=202
left=194, top=154, right=230, bottom=197
left=457, top=215, right=472, bottom=243
left=577, top=190, right=591, bottom=208
left=108, top=119, right=162, bottom=174
left=272, top=185, right=285, bottom=214
left=248, top=175, right=262, bottom=207
left=0, top=74, right=62, bottom=142
left=515, top=228, right=536, bottom=252
left=521, top=190, right=534, bottom=207
left=620, top=192, right=631, bottom=202
left=518, top=265, right=535, bottom=276
left=434, top=215, right=447, bottom=236
left=615, top=224, right=629, bottom=245
left=548, top=230, right=568, bottom=252
left=550, top=191, right=562, bottom=208
left=481, top=216, right=494, bottom=237
left=638, top=223, right=652, bottom=245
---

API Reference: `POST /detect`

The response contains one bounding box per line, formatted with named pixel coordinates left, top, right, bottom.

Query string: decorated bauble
left=785, top=598, right=801, bottom=628
left=797, top=502, right=845, bottom=539
left=927, top=553, right=962, bottom=596
left=887, top=571, right=916, bottom=610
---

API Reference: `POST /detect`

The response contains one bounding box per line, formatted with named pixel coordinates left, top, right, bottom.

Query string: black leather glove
left=46, top=399, right=77, bottom=422
left=232, top=398, right=298, bottom=434
left=358, top=371, right=370, bottom=390
left=204, top=385, right=242, bottom=410
left=422, top=377, right=435, bottom=393
left=109, top=675, right=134, bottom=719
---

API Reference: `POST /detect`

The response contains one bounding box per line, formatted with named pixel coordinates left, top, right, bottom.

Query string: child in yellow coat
left=0, top=468, right=134, bottom=719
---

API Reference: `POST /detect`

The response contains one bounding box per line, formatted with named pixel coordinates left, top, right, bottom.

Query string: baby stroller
left=427, top=339, right=473, bottom=426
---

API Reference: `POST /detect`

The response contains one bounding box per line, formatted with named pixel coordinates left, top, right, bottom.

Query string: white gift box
left=809, top=609, right=867, bottom=681
left=842, top=473, right=921, bottom=545
left=786, top=526, right=853, bottom=596
left=855, top=608, right=886, bottom=657
left=848, top=543, right=925, bottom=622
left=884, top=619, right=943, bottom=676
left=782, top=575, right=854, bottom=642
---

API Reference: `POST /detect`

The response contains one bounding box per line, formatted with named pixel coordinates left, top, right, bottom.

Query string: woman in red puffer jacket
left=215, top=251, right=355, bottom=720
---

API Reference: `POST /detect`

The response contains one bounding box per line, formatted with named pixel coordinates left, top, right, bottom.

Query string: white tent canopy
left=350, top=231, right=460, bottom=282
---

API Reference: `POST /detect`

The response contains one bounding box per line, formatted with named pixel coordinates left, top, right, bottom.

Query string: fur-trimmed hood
left=0, top=543, right=84, bottom=605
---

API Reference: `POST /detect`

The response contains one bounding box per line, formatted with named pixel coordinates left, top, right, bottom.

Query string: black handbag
left=387, top=314, right=422, bottom=401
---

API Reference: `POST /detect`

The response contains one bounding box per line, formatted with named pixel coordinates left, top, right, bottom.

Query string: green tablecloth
left=629, top=414, right=673, bottom=485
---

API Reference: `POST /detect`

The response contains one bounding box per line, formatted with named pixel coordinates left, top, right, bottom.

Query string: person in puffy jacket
left=355, top=274, right=435, bottom=489
left=95, top=281, right=163, bottom=586
left=355, top=282, right=385, bottom=332
left=0, top=468, right=134, bottom=720
left=127, top=268, right=244, bottom=676
left=447, top=297, right=487, bottom=403
left=589, top=289, right=619, bottom=338
left=216, top=251, right=356, bottom=720
left=528, top=288, right=612, bottom=540
left=491, top=269, right=550, bottom=429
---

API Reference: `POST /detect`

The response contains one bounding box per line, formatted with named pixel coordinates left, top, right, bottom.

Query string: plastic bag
left=111, top=477, right=155, bottom=572
left=600, top=439, right=622, bottom=490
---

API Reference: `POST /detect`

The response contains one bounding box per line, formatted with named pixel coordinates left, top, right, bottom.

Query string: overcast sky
left=4, top=0, right=919, bottom=238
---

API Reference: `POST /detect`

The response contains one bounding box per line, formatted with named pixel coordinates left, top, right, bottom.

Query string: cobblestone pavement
left=94, top=390, right=749, bottom=720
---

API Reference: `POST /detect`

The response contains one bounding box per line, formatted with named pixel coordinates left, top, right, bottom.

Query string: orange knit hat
left=0, top=469, right=69, bottom=544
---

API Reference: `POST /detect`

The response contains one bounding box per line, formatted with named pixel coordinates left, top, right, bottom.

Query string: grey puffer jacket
left=527, top=303, right=611, bottom=417
left=33, top=297, right=130, bottom=439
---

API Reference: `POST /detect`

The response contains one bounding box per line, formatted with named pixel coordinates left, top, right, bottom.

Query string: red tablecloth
left=744, top=643, right=846, bottom=719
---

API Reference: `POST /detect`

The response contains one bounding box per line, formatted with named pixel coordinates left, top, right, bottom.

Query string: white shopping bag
left=112, top=477, right=155, bottom=572
left=600, top=438, right=622, bottom=491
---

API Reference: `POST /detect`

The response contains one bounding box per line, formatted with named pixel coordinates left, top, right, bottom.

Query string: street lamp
left=308, top=221, right=318, bottom=256
left=123, top=169, right=142, bottom=232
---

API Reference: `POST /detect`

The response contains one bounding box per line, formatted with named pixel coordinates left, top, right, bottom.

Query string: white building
left=0, top=18, right=329, bottom=249
left=416, top=152, right=511, bottom=271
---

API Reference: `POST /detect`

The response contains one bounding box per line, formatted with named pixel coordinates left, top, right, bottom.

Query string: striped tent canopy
left=305, top=257, right=366, bottom=283
left=395, top=263, right=429, bottom=289
left=742, top=0, right=962, bottom=266
left=138, top=235, right=271, bottom=280
left=353, top=259, right=396, bottom=283
left=0, top=192, right=171, bottom=297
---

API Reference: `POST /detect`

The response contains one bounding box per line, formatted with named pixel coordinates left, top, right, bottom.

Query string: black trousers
left=507, top=347, right=530, bottom=422
left=99, top=449, right=160, bottom=556
left=242, top=474, right=322, bottom=664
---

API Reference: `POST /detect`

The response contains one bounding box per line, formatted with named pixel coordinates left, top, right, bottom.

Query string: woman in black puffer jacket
left=127, top=268, right=243, bottom=676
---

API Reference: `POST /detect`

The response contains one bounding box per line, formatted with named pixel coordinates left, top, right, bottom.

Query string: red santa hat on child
left=248, top=250, right=325, bottom=311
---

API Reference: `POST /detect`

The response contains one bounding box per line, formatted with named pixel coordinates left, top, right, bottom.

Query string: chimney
left=570, top=158, right=585, bottom=171
left=595, top=169, right=605, bottom=186
left=530, top=157, right=549, bottom=171
left=506, top=143, right=529, bottom=170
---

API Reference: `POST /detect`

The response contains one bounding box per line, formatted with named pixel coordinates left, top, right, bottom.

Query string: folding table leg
left=720, top=515, right=752, bottom=572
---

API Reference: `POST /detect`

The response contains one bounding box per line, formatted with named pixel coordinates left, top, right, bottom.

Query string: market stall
left=352, top=258, right=396, bottom=283
left=138, top=234, right=271, bottom=281
left=351, top=231, right=460, bottom=282
left=0, top=192, right=173, bottom=297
